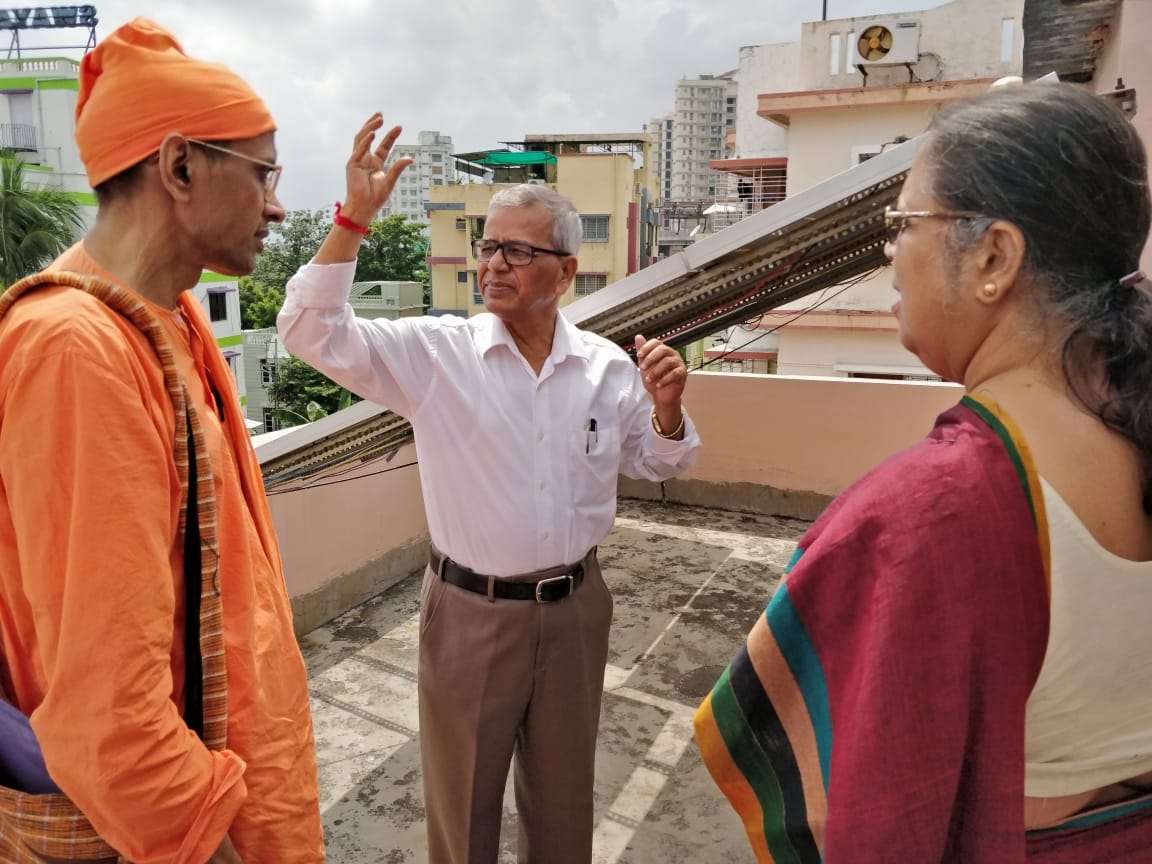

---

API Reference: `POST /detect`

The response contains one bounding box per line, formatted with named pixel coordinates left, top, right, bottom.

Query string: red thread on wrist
left=333, top=201, right=370, bottom=236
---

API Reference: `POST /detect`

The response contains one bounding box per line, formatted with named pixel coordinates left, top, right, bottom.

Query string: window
left=431, top=153, right=442, bottom=162
left=262, top=407, right=281, bottom=433
left=581, top=215, right=609, bottom=242
left=574, top=274, right=607, bottom=296
left=208, top=291, right=228, bottom=322
left=471, top=272, right=482, bottom=305
left=259, top=358, right=277, bottom=384
left=457, top=270, right=469, bottom=283
left=1001, top=18, right=1015, bottom=63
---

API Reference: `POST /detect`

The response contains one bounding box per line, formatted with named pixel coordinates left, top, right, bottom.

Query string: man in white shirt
left=279, top=115, right=700, bottom=864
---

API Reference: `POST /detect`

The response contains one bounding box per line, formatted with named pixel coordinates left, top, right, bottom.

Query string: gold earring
left=981, top=282, right=998, bottom=298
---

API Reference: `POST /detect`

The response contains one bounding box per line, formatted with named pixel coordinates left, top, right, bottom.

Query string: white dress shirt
left=278, top=261, right=700, bottom=576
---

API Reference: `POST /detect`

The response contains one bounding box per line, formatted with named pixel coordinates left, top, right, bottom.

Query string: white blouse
left=1024, top=478, right=1152, bottom=797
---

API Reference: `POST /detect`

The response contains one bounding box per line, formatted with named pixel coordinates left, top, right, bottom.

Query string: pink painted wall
left=267, top=377, right=962, bottom=604
left=268, top=442, right=428, bottom=598
left=678, top=373, right=963, bottom=497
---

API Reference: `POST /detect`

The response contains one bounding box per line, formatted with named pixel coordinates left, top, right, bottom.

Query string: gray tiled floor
left=300, top=499, right=810, bottom=863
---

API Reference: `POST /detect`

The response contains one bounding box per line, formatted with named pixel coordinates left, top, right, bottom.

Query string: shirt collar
left=478, top=312, right=590, bottom=365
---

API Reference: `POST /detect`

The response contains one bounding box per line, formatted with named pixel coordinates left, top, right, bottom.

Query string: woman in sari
left=695, top=83, right=1152, bottom=863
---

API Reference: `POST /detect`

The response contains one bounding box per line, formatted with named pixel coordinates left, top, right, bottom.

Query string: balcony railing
left=0, top=59, right=79, bottom=75
left=0, top=123, right=37, bottom=152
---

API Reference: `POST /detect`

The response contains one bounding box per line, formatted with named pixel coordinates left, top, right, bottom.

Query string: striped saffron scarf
left=0, top=271, right=226, bottom=863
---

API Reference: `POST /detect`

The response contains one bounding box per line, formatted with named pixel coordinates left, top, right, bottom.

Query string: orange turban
left=75, top=18, right=276, bottom=187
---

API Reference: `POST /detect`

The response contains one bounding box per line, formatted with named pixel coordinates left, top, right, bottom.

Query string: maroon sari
left=695, top=394, right=1152, bottom=862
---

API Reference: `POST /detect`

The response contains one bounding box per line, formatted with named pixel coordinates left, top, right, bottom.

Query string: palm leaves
left=0, top=158, right=84, bottom=290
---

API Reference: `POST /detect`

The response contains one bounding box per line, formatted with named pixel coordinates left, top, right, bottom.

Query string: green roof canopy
left=474, top=151, right=556, bottom=166
left=453, top=149, right=558, bottom=172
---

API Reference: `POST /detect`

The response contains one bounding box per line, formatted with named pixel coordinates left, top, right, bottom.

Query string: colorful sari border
left=961, top=393, right=1051, bottom=592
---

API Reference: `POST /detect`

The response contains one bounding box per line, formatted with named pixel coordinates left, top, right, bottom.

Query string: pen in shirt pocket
left=585, top=418, right=598, bottom=454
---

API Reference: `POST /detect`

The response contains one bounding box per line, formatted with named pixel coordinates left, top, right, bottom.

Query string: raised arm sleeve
left=2, top=344, right=246, bottom=864
left=278, top=260, right=437, bottom=417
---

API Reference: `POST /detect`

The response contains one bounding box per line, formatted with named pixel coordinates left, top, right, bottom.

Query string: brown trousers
left=418, top=552, right=612, bottom=864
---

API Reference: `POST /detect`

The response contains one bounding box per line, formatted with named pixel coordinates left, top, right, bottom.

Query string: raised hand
left=338, top=113, right=412, bottom=227
left=315, top=115, right=413, bottom=265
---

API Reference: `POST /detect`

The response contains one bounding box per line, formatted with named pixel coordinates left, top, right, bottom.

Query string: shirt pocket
left=569, top=423, right=622, bottom=508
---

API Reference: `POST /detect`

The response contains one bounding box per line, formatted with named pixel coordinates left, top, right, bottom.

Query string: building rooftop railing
left=0, top=58, right=78, bottom=74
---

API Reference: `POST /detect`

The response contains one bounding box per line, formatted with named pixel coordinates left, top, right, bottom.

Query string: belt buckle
left=535, top=573, right=573, bottom=603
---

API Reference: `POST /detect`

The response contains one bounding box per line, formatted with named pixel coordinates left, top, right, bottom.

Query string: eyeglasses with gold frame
left=187, top=138, right=282, bottom=196
left=884, top=206, right=986, bottom=244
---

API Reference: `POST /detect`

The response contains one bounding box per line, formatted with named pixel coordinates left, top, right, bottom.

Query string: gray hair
left=488, top=184, right=582, bottom=256
left=926, top=83, right=1152, bottom=512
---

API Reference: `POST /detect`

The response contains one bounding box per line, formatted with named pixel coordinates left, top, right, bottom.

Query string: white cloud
left=19, top=0, right=946, bottom=209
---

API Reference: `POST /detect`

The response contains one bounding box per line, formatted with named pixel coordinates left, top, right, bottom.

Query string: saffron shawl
left=0, top=271, right=225, bottom=864
left=695, top=395, right=1152, bottom=862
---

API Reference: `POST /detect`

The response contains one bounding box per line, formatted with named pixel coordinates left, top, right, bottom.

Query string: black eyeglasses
left=884, top=206, right=985, bottom=244
left=187, top=138, right=282, bottom=197
left=471, top=238, right=569, bottom=266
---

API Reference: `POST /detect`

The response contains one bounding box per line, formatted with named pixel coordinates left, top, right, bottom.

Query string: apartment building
left=715, top=0, right=1025, bottom=380
left=0, top=56, right=94, bottom=226
left=425, top=134, right=657, bottom=316
left=383, top=130, right=456, bottom=229
left=648, top=74, right=738, bottom=256
left=652, top=74, right=738, bottom=202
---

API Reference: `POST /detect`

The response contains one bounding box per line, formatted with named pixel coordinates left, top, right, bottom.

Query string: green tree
left=242, top=210, right=433, bottom=327
left=241, top=209, right=329, bottom=328
left=357, top=214, right=430, bottom=305
left=265, top=356, right=358, bottom=427
left=0, top=159, right=84, bottom=289
left=238, top=275, right=285, bottom=329
left=250, top=208, right=329, bottom=292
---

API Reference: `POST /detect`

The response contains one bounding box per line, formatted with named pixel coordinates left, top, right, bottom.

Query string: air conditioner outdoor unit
left=454, top=218, right=467, bottom=230
left=852, top=20, right=921, bottom=66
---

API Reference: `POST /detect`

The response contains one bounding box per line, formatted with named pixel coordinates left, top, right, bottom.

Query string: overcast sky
left=23, top=0, right=946, bottom=210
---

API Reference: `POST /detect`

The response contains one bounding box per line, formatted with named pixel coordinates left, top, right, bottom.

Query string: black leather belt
left=429, top=547, right=586, bottom=603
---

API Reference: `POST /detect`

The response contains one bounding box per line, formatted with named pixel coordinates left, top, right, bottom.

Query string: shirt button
left=537, top=431, right=545, bottom=442
left=539, top=481, right=547, bottom=491
left=543, top=532, right=550, bottom=540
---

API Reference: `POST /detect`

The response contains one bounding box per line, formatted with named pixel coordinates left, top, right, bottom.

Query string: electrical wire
left=619, top=246, right=813, bottom=357
left=266, top=459, right=418, bottom=495
left=694, top=265, right=883, bottom=371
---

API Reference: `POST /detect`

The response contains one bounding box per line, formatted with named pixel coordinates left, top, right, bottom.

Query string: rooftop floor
left=301, top=499, right=810, bottom=863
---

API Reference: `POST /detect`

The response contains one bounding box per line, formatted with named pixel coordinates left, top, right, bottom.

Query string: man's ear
left=557, top=254, right=578, bottom=293
left=156, top=134, right=196, bottom=202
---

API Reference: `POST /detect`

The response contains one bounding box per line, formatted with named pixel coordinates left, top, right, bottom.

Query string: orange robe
left=0, top=244, right=324, bottom=863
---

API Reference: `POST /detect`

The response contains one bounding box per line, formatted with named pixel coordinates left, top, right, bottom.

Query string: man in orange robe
left=0, top=19, right=324, bottom=864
